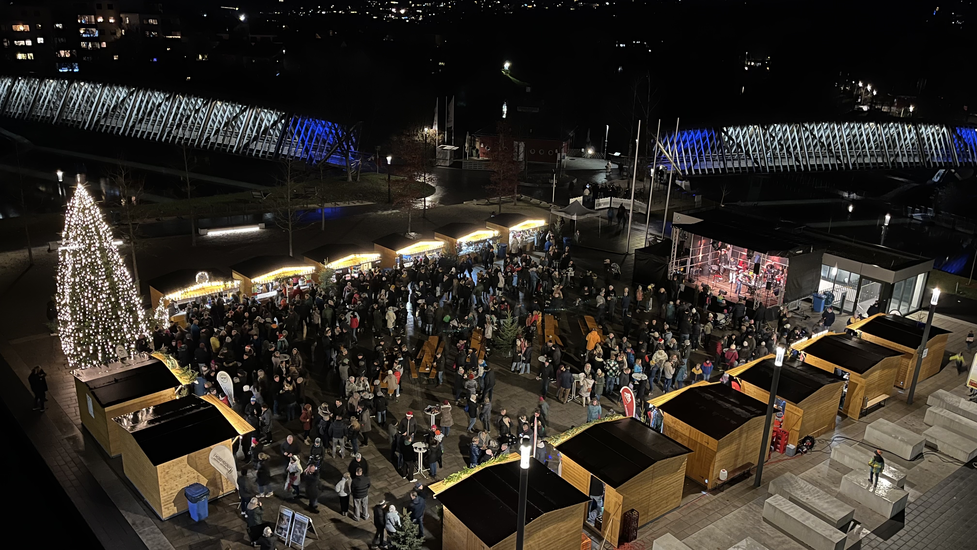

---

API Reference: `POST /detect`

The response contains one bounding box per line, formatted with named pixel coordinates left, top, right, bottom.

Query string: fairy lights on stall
left=250, top=265, right=315, bottom=285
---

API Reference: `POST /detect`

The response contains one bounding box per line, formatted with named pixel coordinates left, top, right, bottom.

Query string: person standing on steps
left=869, top=449, right=884, bottom=488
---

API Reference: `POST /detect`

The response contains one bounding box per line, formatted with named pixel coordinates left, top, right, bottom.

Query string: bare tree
left=107, top=161, right=144, bottom=290
left=272, top=160, right=310, bottom=257
left=720, top=183, right=731, bottom=207
left=486, top=121, right=521, bottom=213
left=180, top=145, right=198, bottom=246
left=392, top=129, right=430, bottom=235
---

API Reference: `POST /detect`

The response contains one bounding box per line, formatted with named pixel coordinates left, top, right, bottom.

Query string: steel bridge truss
left=655, top=122, right=977, bottom=175
left=0, top=76, right=357, bottom=165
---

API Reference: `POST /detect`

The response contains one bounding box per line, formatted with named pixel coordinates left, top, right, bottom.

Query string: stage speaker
left=753, top=263, right=761, bottom=275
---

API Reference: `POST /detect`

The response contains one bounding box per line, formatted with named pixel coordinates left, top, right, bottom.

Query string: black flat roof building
left=658, top=383, right=767, bottom=441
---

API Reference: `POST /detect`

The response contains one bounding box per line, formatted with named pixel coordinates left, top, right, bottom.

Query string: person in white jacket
left=385, top=504, right=401, bottom=536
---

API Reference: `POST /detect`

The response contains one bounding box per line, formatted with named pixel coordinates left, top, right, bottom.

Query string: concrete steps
left=926, top=389, right=977, bottom=423
left=829, top=444, right=907, bottom=488
left=923, top=425, right=977, bottom=462
left=924, top=406, right=977, bottom=441
left=769, top=473, right=855, bottom=529
left=652, top=533, right=692, bottom=550
left=762, top=494, right=846, bottom=550
left=838, top=471, right=909, bottom=519
left=729, top=537, right=770, bottom=550
left=862, top=419, right=925, bottom=460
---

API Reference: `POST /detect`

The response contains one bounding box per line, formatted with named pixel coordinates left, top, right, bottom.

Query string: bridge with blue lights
left=0, top=76, right=357, bottom=165
left=654, top=122, right=977, bottom=175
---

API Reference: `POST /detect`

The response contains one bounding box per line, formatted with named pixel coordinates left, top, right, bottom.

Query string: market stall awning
left=148, top=269, right=239, bottom=302
left=658, top=383, right=767, bottom=441
left=303, top=243, right=379, bottom=270
left=435, top=222, right=498, bottom=242
left=557, top=417, right=691, bottom=488
left=230, top=255, right=315, bottom=282
left=373, top=233, right=417, bottom=253
left=113, top=396, right=240, bottom=466
left=437, top=459, right=588, bottom=548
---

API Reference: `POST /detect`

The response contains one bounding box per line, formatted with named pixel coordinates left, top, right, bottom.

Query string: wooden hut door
left=601, top=487, right=623, bottom=545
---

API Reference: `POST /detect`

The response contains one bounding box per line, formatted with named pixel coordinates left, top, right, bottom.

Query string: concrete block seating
left=829, top=443, right=907, bottom=488
left=924, top=407, right=977, bottom=442
left=769, top=473, right=855, bottom=529
left=729, top=537, right=771, bottom=550
left=927, top=390, right=977, bottom=423
left=839, top=471, right=909, bottom=519
left=923, top=425, right=977, bottom=462
left=653, top=533, right=692, bottom=550
left=862, top=419, right=925, bottom=460
left=762, top=494, right=846, bottom=550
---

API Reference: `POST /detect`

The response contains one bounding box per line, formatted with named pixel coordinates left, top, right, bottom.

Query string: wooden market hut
left=74, top=356, right=182, bottom=457
left=434, top=222, right=500, bottom=254
left=437, top=459, right=588, bottom=550
left=797, top=333, right=909, bottom=420
left=848, top=313, right=951, bottom=390
left=147, top=268, right=238, bottom=309
left=302, top=243, right=379, bottom=279
left=728, top=356, right=846, bottom=446
left=114, top=395, right=251, bottom=519
left=230, top=255, right=316, bottom=296
left=556, top=418, right=692, bottom=547
left=656, top=383, right=768, bottom=490
left=485, top=213, right=547, bottom=251
left=373, top=233, right=444, bottom=268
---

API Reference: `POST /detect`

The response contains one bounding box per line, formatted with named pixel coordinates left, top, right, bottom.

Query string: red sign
left=621, top=386, right=636, bottom=418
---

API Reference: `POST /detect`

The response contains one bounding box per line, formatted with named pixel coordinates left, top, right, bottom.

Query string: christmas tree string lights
left=57, top=184, right=146, bottom=369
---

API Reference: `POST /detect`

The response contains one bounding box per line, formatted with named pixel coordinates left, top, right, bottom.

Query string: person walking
left=335, top=472, right=352, bottom=517
left=869, top=450, right=885, bottom=487
left=967, top=330, right=975, bottom=352
left=466, top=393, right=479, bottom=432
left=350, top=467, right=371, bottom=520
left=303, top=464, right=320, bottom=513
left=29, top=366, right=47, bottom=412
left=479, top=397, right=492, bottom=433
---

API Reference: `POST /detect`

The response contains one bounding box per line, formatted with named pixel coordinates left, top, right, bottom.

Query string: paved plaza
left=1, top=200, right=976, bottom=550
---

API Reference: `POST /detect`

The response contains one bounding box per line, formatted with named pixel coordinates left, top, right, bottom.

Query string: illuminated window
left=13, top=40, right=32, bottom=46
left=78, top=15, right=96, bottom=24
left=144, top=18, right=158, bottom=25
left=197, top=53, right=208, bottom=60
left=15, top=52, right=34, bottom=60
left=145, top=31, right=158, bottom=38
left=1, top=39, right=7, bottom=47
left=97, top=16, right=104, bottom=23
left=11, top=24, right=30, bottom=32
left=36, top=37, right=44, bottom=44
left=55, top=23, right=63, bottom=29
left=79, top=28, right=98, bottom=37
left=57, top=62, right=79, bottom=73
left=113, top=54, right=118, bottom=60
left=57, top=49, right=74, bottom=57
left=108, top=17, right=115, bottom=23
left=80, top=41, right=101, bottom=49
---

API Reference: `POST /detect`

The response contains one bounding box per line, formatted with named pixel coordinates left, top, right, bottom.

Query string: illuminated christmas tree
left=57, top=185, right=145, bottom=369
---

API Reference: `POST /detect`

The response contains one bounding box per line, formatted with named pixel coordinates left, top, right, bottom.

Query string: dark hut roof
left=738, top=358, right=845, bottom=404
left=857, top=315, right=951, bottom=349
left=147, top=269, right=233, bottom=295
left=113, top=396, right=239, bottom=465
left=435, top=222, right=487, bottom=239
left=437, top=459, right=588, bottom=547
left=79, top=358, right=179, bottom=407
left=557, top=417, right=691, bottom=488
left=302, top=243, right=369, bottom=264
left=485, top=212, right=530, bottom=228
left=372, top=233, right=417, bottom=252
left=229, top=255, right=307, bottom=279
left=802, top=334, right=905, bottom=374
left=658, top=384, right=767, bottom=441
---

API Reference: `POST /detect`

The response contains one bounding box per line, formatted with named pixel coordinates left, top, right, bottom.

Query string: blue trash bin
left=185, top=483, right=210, bottom=521
left=811, top=293, right=826, bottom=313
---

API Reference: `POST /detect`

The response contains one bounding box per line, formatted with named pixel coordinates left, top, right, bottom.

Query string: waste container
left=185, top=483, right=210, bottom=521
left=811, top=293, right=826, bottom=313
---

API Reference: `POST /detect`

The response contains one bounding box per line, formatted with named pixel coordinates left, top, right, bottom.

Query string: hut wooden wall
left=435, top=234, right=459, bottom=252
left=156, top=440, right=236, bottom=519
left=442, top=508, right=491, bottom=550
left=560, top=456, right=590, bottom=496
left=859, top=331, right=947, bottom=390
left=486, top=223, right=510, bottom=248
left=736, top=379, right=804, bottom=446
left=806, top=352, right=905, bottom=420
left=600, top=486, right=624, bottom=547
left=660, top=413, right=718, bottom=489
left=493, top=503, right=587, bottom=550
left=231, top=272, right=254, bottom=295
left=118, top=427, right=162, bottom=518
left=619, top=455, right=687, bottom=528
left=712, top=415, right=766, bottom=489
left=76, top=378, right=110, bottom=454
left=796, top=383, right=843, bottom=443
left=105, top=388, right=178, bottom=457
left=375, top=246, right=398, bottom=269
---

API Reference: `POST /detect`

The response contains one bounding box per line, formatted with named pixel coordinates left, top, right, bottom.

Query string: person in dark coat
left=245, top=497, right=265, bottom=543
left=302, top=464, right=321, bottom=513
left=482, top=367, right=496, bottom=401
left=29, top=366, right=48, bottom=411
left=255, top=526, right=276, bottom=550
left=372, top=500, right=388, bottom=547
left=409, top=489, right=427, bottom=537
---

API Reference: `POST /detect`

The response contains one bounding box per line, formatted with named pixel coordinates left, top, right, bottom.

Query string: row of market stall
left=147, top=213, right=549, bottom=311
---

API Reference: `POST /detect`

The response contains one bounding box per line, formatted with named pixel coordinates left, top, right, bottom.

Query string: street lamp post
left=754, top=346, right=785, bottom=488
left=56, top=170, right=64, bottom=183
left=386, top=155, right=393, bottom=203
left=516, top=442, right=531, bottom=550
left=907, top=288, right=940, bottom=405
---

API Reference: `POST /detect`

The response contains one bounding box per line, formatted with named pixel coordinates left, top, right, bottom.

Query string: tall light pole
left=754, top=346, right=785, bottom=488
left=603, top=124, right=609, bottom=160
left=386, top=155, right=393, bottom=203
left=625, top=120, right=640, bottom=254
left=907, top=288, right=940, bottom=405
left=516, top=442, right=531, bottom=550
